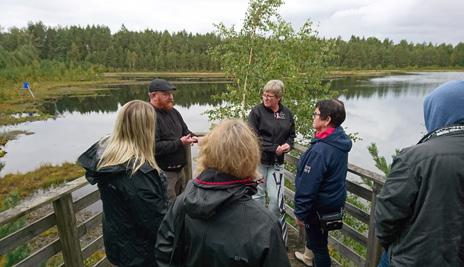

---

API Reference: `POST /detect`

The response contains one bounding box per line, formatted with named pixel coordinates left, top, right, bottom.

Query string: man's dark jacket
left=248, top=103, right=295, bottom=165
left=294, top=127, right=352, bottom=222
left=155, top=169, right=291, bottom=267
left=78, top=140, right=168, bottom=267
left=154, top=107, right=192, bottom=171
left=375, top=125, right=464, bottom=267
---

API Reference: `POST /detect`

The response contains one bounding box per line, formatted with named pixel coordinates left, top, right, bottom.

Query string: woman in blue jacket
left=294, top=99, right=352, bottom=267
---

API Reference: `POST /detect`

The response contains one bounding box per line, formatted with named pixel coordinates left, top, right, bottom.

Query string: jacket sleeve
left=262, top=221, right=291, bottom=267
left=128, top=172, right=167, bottom=240
left=285, top=110, right=296, bottom=147
left=374, top=153, right=418, bottom=248
left=248, top=108, right=278, bottom=153
left=155, top=195, right=185, bottom=267
left=294, top=150, right=327, bottom=221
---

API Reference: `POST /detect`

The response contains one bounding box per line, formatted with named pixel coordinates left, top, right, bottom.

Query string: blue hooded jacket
left=294, top=127, right=352, bottom=222
left=423, top=80, right=464, bottom=133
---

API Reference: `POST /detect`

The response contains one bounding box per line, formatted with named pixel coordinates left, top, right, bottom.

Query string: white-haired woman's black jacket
left=78, top=141, right=168, bottom=267
left=155, top=169, right=291, bottom=267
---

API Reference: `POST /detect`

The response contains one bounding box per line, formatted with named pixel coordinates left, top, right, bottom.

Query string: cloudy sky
left=1, top=0, right=463, bottom=45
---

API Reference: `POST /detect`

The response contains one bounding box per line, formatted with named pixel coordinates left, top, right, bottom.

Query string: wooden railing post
left=53, top=193, right=84, bottom=267
left=184, top=144, right=193, bottom=181
left=365, top=183, right=382, bottom=267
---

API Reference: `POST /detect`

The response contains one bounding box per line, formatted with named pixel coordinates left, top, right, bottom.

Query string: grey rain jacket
left=155, top=169, right=291, bottom=267
left=78, top=140, right=168, bottom=267
left=374, top=123, right=464, bottom=267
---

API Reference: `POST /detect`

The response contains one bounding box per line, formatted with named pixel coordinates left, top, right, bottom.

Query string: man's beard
left=159, top=100, right=174, bottom=110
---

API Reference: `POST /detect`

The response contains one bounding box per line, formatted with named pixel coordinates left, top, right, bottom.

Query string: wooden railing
left=0, top=144, right=384, bottom=267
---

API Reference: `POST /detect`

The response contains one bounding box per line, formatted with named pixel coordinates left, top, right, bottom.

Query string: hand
left=180, top=134, right=196, bottom=145
left=276, top=145, right=284, bottom=156
left=296, top=218, right=305, bottom=227
left=281, top=143, right=291, bottom=153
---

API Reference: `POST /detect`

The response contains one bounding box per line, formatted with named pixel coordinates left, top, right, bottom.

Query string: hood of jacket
left=311, top=126, right=352, bottom=153
left=182, top=169, right=257, bottom=220
left=77, top=138, right=156, bottom=184
left=423, top=80, right=464, bottom=133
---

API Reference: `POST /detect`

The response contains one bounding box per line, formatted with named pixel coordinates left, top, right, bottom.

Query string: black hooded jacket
left=78, top=140, right=168, bottom=267
left=155, top=169, right=291, bottom=267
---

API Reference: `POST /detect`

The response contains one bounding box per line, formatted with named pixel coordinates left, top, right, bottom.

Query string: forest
left=0, top=21, right=464, bottom=84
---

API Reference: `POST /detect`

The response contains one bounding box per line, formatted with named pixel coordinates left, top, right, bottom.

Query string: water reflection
left=0, top=83, right=225, bottom=176
left=1, top=72, right=464, bottom=176
left=42, top=83, right=226, bottom=115
left=339, top=72, right=464, bottom=172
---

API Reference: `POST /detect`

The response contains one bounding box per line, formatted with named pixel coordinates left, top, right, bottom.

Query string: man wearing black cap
left=148, top=78, right=197, bottom=203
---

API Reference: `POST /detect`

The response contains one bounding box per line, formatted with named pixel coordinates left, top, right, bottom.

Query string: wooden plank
left=284, top=187, right=295, bottom=200
left=285, top=204, right=295, bottom=220
left=14, top=238, right=61, bottom=267
left=365, top=184, right=382, bottom=267
left=94, top=256, right=112, bottom=267
left=81, top=235, right=104, bottom=260
left=345, top=202, right=370, bottom=225
left=347, top=182, right=372, bottom=201
left=0, top=177, right=88, bottom=226
left=284, top=153, right=299, bottom=166
left=341, top=223, right=368, bottom=246
left=328, top=236, right=365, bottom=267
left=73, top=188, right=100, bottom=212
left=348, top=163, right=385, bottom=186
left=293, top=143, right=307, bottom=153
left=183, top=145, right=193, bottom=181
left=283, top=169, right=296, bottom=183
left=52, top=194, right=84, bottom=267
left=0, top=212, right=56, bottom=255
left=77, top=212, right=103, bottom=237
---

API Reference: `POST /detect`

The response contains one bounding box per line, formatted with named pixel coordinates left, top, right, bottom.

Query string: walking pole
left=22, top=81, right=35, bottom=98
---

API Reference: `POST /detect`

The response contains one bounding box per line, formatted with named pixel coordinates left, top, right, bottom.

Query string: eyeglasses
left=262, top=94, right=276, bottom=99
left=312, top=112, right=321, bottom=117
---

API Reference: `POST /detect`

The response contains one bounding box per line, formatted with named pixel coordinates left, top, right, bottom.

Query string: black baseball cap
left=148, top=79, right=176, bottom=92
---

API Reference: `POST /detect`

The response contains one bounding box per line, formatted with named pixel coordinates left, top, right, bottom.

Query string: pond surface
left=1, top=72, right=464, bottom=177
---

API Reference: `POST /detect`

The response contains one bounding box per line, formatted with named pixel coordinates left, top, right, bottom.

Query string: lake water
left=1, top=72, right=464, bottom=177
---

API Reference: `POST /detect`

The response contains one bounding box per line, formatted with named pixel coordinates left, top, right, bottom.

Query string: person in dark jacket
left=78, top=100, right=168, bottom=267
left=155, top=119, right=291, bottom=267
left=294, top=99, right=352, bottom=267
left=148, top=79, right=198, bottom=203
left=374, top=80, right=464, bottom=267
left=248, top=79, right=296, bottom=245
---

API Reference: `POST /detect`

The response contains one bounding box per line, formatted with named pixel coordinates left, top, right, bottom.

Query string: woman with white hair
left=155, top=119, right=290, bottom=267
left=248, top=79, right=296, bottom=244
left=78, top=100, right=167, bottom=267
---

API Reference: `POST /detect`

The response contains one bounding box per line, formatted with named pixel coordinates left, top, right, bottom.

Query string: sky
left=1, top=0, right=463, bottom=45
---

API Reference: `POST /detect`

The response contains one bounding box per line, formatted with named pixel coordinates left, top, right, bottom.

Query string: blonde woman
left=155, top=119, right=290, bottom=267
left=78, top=100, right=167, bottom=267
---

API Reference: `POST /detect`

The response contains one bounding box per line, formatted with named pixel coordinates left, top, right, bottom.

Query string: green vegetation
left=0, top=193, right=30, bottom=267
left=368, top=143, right=400, bottom=176
left=207, top=0, right=336, bottom=138
left=0, top=162, right=84, bottom=206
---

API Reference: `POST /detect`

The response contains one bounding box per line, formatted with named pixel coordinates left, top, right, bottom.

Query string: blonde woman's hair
left=97, top=100, right=159, bottom=174
left=263, top=79, right=284, bottom=98
left=195, top=119, right=261, bottom=179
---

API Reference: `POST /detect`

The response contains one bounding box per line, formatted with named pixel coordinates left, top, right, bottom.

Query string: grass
left=0, top=163, right=84, bottom=209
